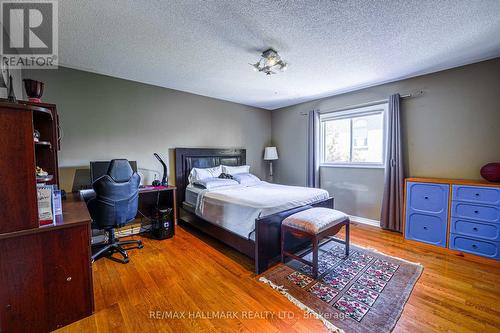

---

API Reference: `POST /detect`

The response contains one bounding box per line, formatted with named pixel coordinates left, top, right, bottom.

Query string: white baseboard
left=349, top=215, right=380, bottom=228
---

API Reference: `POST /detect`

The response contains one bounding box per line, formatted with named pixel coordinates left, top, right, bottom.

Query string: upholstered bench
left=281, top=207, right=350, bottom=278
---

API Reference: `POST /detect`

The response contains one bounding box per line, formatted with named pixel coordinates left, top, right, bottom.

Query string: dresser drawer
left=449, top=234, right=500, bottom=259
left=450, top=218, right=500, bottom=242
left=451, top=201, right=500, bottom=223
left=452, top=185, right=500, bottom=205
left=406, top=182, right=449, bottom=213
left=405, top=213, right=447, bottom=247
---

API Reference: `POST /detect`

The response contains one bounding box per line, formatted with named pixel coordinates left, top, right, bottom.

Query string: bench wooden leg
left=312, top=236, right=319, bottom=279
left=345, top=222, right=350, bottom=257
left=281, top=227, right=286, bottom=263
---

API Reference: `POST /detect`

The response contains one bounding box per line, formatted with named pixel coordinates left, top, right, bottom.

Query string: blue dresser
left=405, top=182, right=449, bottom=247
left=449, top=185, right=500, bottom=259
left=404, top=179, right=500, bottom=260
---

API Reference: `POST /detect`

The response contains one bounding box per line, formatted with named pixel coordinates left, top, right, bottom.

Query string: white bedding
left=192, top=182, right=329, bottom=240
left=185, top=185, right=204, bottom=206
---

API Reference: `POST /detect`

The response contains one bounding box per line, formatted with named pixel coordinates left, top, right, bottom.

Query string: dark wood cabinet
left=0, top=214, right=94, bottom=332
left=43, top=225, right=93, bottom=330
left=0, top=234, right=47, bottom=332
left=0, top=101, right=60, bottom=234
left=0, top=101, right=93, bottom=332
left=21, top=100, right=61, bottom=185
left=0, top=103, right=39, bottom=233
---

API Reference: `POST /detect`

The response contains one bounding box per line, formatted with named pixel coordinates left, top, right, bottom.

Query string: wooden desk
left=0, top=195, right=92, bottom=240
left=138, top=185, right=177, bottom=226
left=81, top=185, right=177, bottom=223
left=0, top=195, right=94, bottom=333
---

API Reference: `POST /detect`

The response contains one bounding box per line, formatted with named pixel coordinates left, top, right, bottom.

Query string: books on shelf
left=36, top=184, right=63, bottom=226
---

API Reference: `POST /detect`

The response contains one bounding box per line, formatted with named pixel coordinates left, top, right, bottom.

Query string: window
left=320, top=103, right=387, bottom=167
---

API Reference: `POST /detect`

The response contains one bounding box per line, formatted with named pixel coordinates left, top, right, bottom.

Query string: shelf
left=36, top=175, right=54, bottom=183
left=35, top=141, right=52, bottom=148
left=19, top=99, right=57, bottom=109
left=0, top=100, right=52, bottom=117
left=32, top=108, right=53, bottom=118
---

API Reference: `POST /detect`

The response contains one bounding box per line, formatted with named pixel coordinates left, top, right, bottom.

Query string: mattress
left=192, top=182, right=329, bottom=240
left=185, top=185, right=204, bottom=206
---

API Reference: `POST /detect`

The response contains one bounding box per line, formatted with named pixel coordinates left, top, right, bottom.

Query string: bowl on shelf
left=480, top=163, right=500, bottom=182
left=23, top=79, right=44, bottom=103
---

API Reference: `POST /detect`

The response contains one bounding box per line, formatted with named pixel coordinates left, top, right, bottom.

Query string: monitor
left=90, top=160, right=137, bottom=184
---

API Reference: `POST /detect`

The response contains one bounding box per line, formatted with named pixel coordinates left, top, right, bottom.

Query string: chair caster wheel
left=122, top=258, right=129, bottom=264
left=138, top=243, right=144, bottom=249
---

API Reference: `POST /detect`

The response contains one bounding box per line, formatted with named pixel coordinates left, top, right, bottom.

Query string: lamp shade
left=264, top=147, right=279, bottom=160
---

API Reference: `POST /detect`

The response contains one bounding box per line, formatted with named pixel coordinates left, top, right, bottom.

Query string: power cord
left=136, top=209, right=154, bottom=234
left=137, top=209, right=154, bottom=222
left=136, top=190, right=161, bottom=234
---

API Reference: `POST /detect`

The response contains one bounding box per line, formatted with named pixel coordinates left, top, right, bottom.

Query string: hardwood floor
left=56, top=222, right=500, bottom=333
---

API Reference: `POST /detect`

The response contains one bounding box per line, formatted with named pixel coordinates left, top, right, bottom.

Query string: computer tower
left=151, top=208, right=174, bottom=240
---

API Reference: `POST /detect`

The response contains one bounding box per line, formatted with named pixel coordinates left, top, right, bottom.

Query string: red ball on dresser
left=480, top=163, right=500, bottom=182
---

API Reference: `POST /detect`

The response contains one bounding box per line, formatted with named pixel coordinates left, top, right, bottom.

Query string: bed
left=175, top=148, right=334, bottom=273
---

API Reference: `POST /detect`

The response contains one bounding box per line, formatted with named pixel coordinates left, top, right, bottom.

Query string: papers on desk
left=37, top=184, right=62, bottom=226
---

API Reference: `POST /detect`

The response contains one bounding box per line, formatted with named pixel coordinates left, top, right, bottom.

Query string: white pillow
left=193, top=177, right=238, bottom=190
left=232, top=173, right=261, bottom=186
left=222, top=165, right=250, bottom=175
left=188, top=165, right=222, bottom=183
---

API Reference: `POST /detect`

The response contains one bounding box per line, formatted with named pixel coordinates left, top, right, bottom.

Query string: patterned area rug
left=259, top=241, right=423, bottom=333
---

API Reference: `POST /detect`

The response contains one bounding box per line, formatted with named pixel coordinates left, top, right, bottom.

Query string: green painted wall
left=23, top=67, right=272, bottom=192
left=271, top=58, right=500, bottom=220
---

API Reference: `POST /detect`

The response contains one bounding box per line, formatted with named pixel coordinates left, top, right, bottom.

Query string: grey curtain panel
left=307, top=110, right=320, bottom=188
left=381, top=94, right=404, bottom=231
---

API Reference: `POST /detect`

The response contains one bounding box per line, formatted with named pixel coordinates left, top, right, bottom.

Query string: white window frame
left=319, top=103, right=388, bottom=169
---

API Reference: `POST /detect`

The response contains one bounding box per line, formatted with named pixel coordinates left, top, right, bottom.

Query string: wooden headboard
left=175, top=148, right=246, bottom=205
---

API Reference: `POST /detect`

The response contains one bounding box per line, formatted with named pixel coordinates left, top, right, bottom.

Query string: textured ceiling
left=58, top=0, right=500, bottom=109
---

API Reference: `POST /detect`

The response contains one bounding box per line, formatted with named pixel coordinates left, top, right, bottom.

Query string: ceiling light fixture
left=250, top=49, right=288, bottom=76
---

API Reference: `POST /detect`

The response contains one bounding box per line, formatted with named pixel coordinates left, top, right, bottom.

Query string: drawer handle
left=66, top=276, right=72, bottom=282
left=423, top=226, right=428, bottom=230
left=475, top=193, right=480, bottom=196
left=424, top=196, right=429, bottom=200
left=472, top=244, right=478, bottom=249
left=474, top=210, right=479, bottom=214
left=473, top=227, right=478, bottom=231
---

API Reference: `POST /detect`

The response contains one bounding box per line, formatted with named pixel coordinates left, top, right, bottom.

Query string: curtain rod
left=299, top=90, right=424, bottom=116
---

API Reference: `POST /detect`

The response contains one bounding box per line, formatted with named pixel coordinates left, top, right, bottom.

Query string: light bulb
left=251, top=49, right=287, bottom=75
left=267, top=57, right=277, bottom=66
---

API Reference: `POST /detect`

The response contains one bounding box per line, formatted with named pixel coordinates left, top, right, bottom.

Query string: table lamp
left=264, top=147, right=279, bottom=182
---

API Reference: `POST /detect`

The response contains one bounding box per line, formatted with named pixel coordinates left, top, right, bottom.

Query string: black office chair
left=87, top=159, right=143, bottom=264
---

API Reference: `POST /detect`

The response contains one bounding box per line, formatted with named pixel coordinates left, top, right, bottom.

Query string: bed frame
left=175, top=148, right=333, bottom=274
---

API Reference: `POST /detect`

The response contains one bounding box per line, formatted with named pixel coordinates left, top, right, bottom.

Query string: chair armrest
left=80, top=189, right=96, bottom=203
